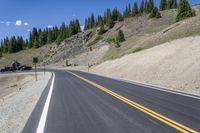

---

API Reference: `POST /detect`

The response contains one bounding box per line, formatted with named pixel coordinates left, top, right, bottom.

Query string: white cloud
left=15, top=20, right=23, bottom=26
left=81, top=25, right=85, bottom=31
left=27, top=29, right=31, bottom=32
left=24, top=22, right=29, bottom=26
left=1, top=21, right=5, bottom=24
left=47, top=25, right=53, bottom=29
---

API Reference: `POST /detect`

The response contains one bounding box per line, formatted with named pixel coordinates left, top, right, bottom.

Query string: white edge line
left=72, top=70, right=200, bottom=100
left=36, top=72, right=55, bottom=133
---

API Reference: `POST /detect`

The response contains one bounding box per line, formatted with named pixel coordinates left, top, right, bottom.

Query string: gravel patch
left=0, top=72, right=51, bottom=133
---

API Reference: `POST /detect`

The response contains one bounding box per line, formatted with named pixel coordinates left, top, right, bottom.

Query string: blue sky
left=0, top=0, right=199, bottom=40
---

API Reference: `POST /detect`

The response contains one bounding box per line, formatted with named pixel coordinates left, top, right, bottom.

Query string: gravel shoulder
left=0, top=72, right=51, bottom=133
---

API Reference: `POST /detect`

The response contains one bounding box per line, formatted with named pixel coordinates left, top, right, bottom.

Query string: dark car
left=20, top=65, right=32, bottom=71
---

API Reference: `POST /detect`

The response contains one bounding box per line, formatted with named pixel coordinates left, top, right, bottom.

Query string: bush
left=132, top=47, right=143, bottom=53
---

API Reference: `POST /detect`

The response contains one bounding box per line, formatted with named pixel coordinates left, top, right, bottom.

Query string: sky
left=0, top=0, right=199, bottom=40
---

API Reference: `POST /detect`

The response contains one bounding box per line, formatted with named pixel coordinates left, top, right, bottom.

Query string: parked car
left=20, top=65, right=32, bottom=71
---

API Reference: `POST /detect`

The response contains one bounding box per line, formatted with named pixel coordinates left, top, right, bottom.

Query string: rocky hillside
left=0, top=5, right=200, bottom=67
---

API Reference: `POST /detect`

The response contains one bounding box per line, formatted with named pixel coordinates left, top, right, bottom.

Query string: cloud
left=1, top=21, right=5, bottom=24
left=81, top=25, right=85, bottom=31
left=24, top=22, right=29, bottom=26
left=47, top=25, right=53, bottom=29
left=27, top=29, right=31, bottom=32
left=15, top=20, right=23, bottom=26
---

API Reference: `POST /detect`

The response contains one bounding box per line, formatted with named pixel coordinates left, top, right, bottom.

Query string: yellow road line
left=68, top=71, right=198, bottom=133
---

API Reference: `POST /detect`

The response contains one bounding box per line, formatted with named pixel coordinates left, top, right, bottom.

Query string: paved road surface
left=23, top=70, right=200, bottom=133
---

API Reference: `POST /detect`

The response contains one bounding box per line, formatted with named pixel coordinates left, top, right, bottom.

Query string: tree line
left=0, top=0, right=195, bottom=55
left=0, top=19, right=81, bottom=54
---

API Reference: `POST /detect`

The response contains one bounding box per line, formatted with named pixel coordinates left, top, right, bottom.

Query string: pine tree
left=160, top=0, right=167, bottom=10
left=105, top=9, right=115, bottom=28
left=176, top=0, right=195, bottom=22
left=33, top=38, right=39, bottom=48
left=150, top=7, right=161, bottom=18
left=118, top=13, right=124, bottom=21
left=123, top=4, right=131, bottom=18
left=98, top=23, right=106, bottom=35
left=112, top=8, right=120, bottom=21
left=116, top=30, right=125, bottom=43
left=139, top=0, right=145, bottom=15
left=132, top=2, right=139, bottom=17
left=147, top=0, right=154, bottom=13
left=144, top=0, right=148, bottom=13
left=167, top=0, right=173, bottom=9
left=97, top=16, right=104, bottom=27
left=172, top=0, right=177, bottom=9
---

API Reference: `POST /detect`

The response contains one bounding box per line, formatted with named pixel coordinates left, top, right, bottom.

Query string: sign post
left=33, top=57, right=38, bottom=81
left=44, top=63, right=45, bottom=75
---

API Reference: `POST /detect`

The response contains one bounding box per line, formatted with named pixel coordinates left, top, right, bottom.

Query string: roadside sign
left=33, top=57, right=38, bottom=81
left=33, top=57, right=38, bottom=63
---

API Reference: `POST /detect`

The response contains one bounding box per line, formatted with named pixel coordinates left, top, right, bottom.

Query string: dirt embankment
left=0, top=73, right=35, bottom=99
left=91, top=36, right=200, bottom=96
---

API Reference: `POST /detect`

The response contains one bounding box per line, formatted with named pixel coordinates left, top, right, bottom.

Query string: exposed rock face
left=43, top=30, right=93, bottom=65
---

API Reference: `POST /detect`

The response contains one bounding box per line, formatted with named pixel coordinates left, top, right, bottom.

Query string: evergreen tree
left=147, top=0, right=154, bottom=13
left=132, top=2, right=139, bottom=16
left=112, top=8, right=120, bottom=21
left=33, top=38, right=39, bottom=48
left=97, top=16, right=104, bottom=27
left=118, top=13, right=124, bottom=21
left=47, top=29, right=53, bottom=44
left=144, top=0, right=148, bottom=13
left=123, top=4, right=131, bottom=18
left=160, top=0, right=167, bottom=10
left=116, top=30, right=125, bottom=43
left=39, top=32, right=46, bottom=46
left=176, top=0, right=195, bottom=21
left=172, top=0, right=177, bottom=9
left=167, top=0, right=173, bottom=9
left=98, top=23, right=106, bottom=35
left=139, top=0, right=145, bottom=15
left=105, top=9, right=115, bottom=28
left=150, top=7, right=161, bottom=18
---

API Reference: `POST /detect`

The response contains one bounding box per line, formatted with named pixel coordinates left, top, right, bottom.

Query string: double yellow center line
left=68, top=71, right=198, bottom=133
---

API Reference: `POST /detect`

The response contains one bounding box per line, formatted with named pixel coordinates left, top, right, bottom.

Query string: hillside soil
left=91, top=36, right=200, bottom=96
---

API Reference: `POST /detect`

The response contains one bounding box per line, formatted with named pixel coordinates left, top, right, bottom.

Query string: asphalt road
left=23, top=70, right=200, bottom=133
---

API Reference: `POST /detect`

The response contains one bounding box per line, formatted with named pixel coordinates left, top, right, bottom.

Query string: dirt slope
left=91, top=36, right=200, bottom=95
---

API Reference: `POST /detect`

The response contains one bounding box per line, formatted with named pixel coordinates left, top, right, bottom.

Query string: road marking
left=36, top=72, right=55, bottom=133
left=68, top=71, right=198, bottom=133
left=78, top=70, right=200, bottom=100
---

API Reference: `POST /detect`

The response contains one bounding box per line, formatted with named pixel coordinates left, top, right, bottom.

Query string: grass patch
left=132, top=47, right=143, bottom=53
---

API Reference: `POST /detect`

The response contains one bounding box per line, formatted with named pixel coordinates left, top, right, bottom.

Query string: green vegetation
left=132, top=2, right=139, bottom=17
left=132, top=47, right=143, bottom=53
left=176, top=0, right=195, bottom=22
left=0, top=19, right=81, bottom=54
left=0, top=48, right=2, bottom=58
left=160, top=0, right=177, bottom=10
left=114, top=30, right=125, bottom=48
left=87, top=35, right=103, bottom=47
left=98, top=23, right=106, bottom=35
left=150, top=7, right=161, bottom=18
